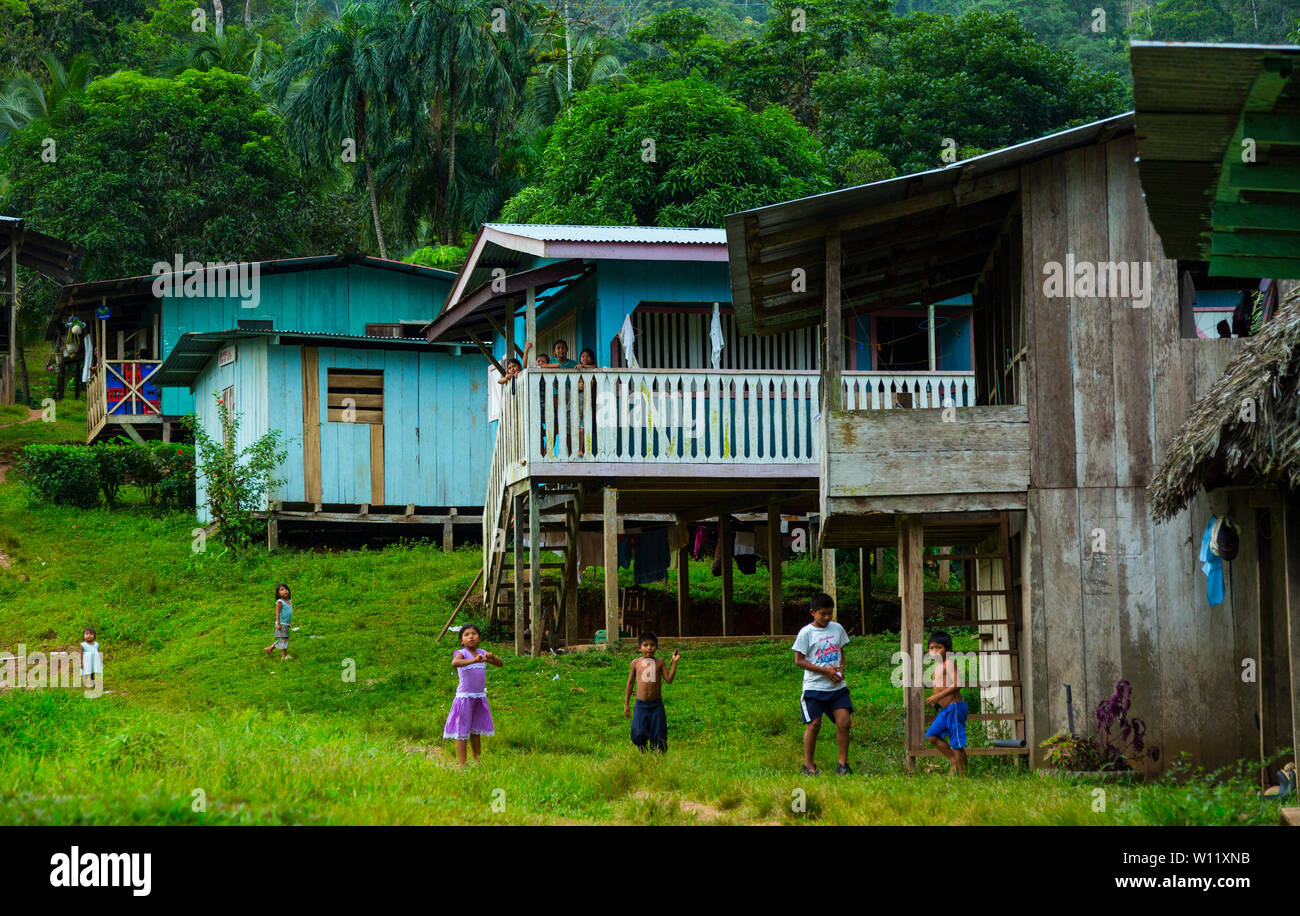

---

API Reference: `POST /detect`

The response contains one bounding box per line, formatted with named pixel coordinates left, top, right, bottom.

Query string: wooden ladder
left=487, top=484, right=583, bottom=655
left=905, top=512, right=1029, bottom=770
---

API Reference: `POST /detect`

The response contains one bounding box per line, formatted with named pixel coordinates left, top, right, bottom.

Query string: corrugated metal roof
left=483, top=224, right=727, bottom=245
left=152, top=329, right=463, bottom=387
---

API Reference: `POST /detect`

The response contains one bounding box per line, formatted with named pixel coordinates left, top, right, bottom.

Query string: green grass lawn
left=0, top=408, right=1282, bottom=825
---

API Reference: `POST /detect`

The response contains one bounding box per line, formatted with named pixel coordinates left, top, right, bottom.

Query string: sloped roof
left=724, top=113, right=1135, bottom=335
left=0, top=216, right=83, bottom=285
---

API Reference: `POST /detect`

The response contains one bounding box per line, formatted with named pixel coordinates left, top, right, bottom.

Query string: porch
left=86, top=359, right=164, bottom=443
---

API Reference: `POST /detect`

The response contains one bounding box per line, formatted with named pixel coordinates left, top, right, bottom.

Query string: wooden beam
left=899, top=515, right=925, bottom=772
left=1227, top=164, right=1300, bottom=193
left=1243, top=110, right=1300, bottom=145
left=564, top=492, right=581, bottom=645
left=513, top=492, right=525, bottom=656
left=301, top=347, right=321, bottom=504
left=369, top=424, right=384, bottom=505
left=483, top=313, right=524, bottom=359
left=525, top=285, right=537, bottom=352
left=823, top=230, right=843, bottom=412
left=677, top=542, right=691, bottom=637
left=1285, top=497, right=1300, bottom=780
left=859, top=547, right=870, bottom=634
left=822, top=548, right=837, bottom=618
left=529, top=484, right=542, bottom=656
left=466, top=329, right=505, bottom=375
left=603, top=487, right=619, bottom=652
left=720, top=513, right=734, bottom=636
left=768, top=503, right=783, bottom=636
left=1210, top=254, right=1300, bottom=279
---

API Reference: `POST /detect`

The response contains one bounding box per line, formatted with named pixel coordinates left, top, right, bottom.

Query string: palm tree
left=0, top=52, right=95, bottom=141
left=269, top=2, right=408, bottom=257
left=395, top=0, right=535, bottom=244
left=162, top=28, right=268, bottom=80
left=525, top=26, right=623, bottom=128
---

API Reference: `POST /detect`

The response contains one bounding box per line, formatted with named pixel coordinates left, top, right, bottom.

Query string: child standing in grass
left=623, top=633, right=680, bottom=752
left=263, top=583, right=293, bottom=660
left=925, top=630, right=968, bottom=776
left=80, top=627, right=102, bottom=693
left=444, top=625, right=503, bottom=766
left=792, top=593, right=853, bottom=776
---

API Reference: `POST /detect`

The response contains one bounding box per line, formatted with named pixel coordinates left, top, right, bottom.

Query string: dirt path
left=0, top=406, right=44, bottom=486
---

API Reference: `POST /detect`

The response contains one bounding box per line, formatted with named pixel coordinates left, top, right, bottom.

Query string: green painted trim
left=1210, top=231, right=1300, bottom=258
left=1227, top=164, right=1300, bottom=192
left=1212, top=200, right=1300, bottom=232
left=1209, top=253, right=1300, bottom=278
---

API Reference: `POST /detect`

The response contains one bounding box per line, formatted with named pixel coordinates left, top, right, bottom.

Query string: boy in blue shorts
left=925, top=630, right=968, bottom=776
left=792, top=593, right=852, bottom=776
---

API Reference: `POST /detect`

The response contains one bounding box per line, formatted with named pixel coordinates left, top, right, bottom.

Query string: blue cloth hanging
left=634, top=528, right=670, bottom=585
left=1200, top=517, right=1225, bottom=607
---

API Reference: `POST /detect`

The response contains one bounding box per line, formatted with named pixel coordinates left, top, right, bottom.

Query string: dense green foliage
left=501, top=78, right=830, bottom=225
left=0, top=68, right=358, bottom=281
left=17, top=442, right=195, bottom=509
left=188, top=396, right=286, bottom=553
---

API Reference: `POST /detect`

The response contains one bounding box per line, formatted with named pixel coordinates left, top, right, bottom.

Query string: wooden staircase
left=901, top=512, right=1029, bottom=770
left=484, top=482, right=584, bottom=655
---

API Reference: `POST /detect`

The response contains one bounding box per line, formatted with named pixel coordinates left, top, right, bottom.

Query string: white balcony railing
left=491, top=369, right=976, bottom=472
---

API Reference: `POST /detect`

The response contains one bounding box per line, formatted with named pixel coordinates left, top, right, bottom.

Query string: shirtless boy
left=925, top=630, right=968, bottom=776
left=623, top=633, right=680, bottom=752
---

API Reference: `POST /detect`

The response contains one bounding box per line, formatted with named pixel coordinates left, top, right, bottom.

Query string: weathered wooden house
left=426, top=223, right=977, bottom=654
left=52, top=254, right=456, bottom=444
left=726, top=111, right=1262, bottom=772
left=1136, top=41, right=1300, bottom=785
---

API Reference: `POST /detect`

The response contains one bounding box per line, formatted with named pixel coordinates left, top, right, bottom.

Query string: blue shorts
left=925, top=701, right=968, bottom=749
left=800, top=687, right=853, bottom=724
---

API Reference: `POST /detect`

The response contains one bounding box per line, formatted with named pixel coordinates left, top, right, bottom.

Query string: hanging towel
left=634, top=527, right=670, bottom=585
left=735, top=554, right=759, bottom=575
left=692, top=525, right=707, bottom=559
left=734, top=531, right=756, bottom=556
left=618, top=314, right=640, bottom=369
left=669, top=523, right=691, bottom=552
left=710, top=301, right=725, bottom=370
left=1199, top=517, right=1225, bottom=607
left=81, top=337, right=94, bottom=384
left=618, top=533, right=636, bottom=569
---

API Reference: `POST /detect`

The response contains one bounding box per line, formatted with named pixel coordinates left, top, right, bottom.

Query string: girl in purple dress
left=443, top=625, right=503, bottom=766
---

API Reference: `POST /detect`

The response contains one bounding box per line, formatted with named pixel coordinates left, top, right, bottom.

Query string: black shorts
left=800, top=687, right=853, bottom=724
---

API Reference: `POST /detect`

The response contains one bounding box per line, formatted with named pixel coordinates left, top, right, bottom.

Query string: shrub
left=1040, top=731, right=1106, bottom=771
left=18, top=442, right=196, bottom=509
left=17, top=445, right=102, bottom=508
left=187, top=395, right=285, bottom=553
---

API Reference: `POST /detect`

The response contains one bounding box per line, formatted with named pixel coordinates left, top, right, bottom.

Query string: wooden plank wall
left=1021, top=134, right=1256, bottom=770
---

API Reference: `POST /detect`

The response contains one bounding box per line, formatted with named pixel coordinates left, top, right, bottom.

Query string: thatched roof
left=1150, top=287, right=1300, bottom=521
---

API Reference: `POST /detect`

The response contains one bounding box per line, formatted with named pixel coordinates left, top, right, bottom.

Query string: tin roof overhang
left=0, top=216, right=83, bottom=285
left=725, top=113, right=1135, bottom=335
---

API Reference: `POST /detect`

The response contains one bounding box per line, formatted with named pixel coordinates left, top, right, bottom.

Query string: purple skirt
left=443, top=694, right=494, bottom=740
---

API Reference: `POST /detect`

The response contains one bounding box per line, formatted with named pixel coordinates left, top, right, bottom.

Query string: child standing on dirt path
left=624, top=633, right=680, bottom=752
left=443, top=625, right=503, bottom=766
left=263, top=583, right=293, bottom=660
left=793, top=593, right=853, bottom=776
left=81, top=627, right=102, bottom=693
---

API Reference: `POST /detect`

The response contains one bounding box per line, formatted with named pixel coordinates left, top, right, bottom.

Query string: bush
left=18, top=442, right=196, bottom=509
left=17, top=445, right=102, bottom=508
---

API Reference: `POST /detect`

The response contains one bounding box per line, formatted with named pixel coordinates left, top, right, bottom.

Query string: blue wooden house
left=54, top=255, right=456, bottom=443
left=59, top=254, right=491, bottom=540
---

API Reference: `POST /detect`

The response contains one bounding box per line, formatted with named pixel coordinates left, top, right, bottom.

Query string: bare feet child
left=443, top=625, right=503, bottom=766
left=623, top=633, right=679, bottom=752
left=925, top=630, right=969, bottom=776
left=80, top=628, right=102, bottom=694
left=792, top=593, right=853, bottom=776
left=262, top=583, right=293, bottom=660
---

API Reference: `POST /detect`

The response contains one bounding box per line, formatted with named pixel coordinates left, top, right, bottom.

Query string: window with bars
left=327, top=369, right=383, bottom=424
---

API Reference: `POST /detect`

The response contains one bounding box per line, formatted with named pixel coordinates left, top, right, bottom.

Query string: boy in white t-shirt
left=792, top=593, right=853, bottom=776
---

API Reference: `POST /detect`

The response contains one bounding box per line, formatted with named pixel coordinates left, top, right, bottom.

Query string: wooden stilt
left=899, top=515, right=925, bottom=773
left=513, top=492, right=525, bottom=656
left=677, top=543, right=691, bottom=637
left=564, top=492, right=581, bottom=646
left=768, top=503, right=783, bottom=635
left=603, top=487, right=619, bottom=652
left=1284, top=496, right=1300, bottom=775
left=822, top=548, right=837, bottom=618
left=720, top=513, right=734, bottom=636
left=529, top=485, right=542, bottom=656
left=859, top=546, right=871, bottom=634
left=443, top=507, right=456, bottom=552
left=267, top=513, right=279, bottom=552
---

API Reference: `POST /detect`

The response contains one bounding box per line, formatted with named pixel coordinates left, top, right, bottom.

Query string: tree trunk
left=365, top=155, right=388, bottom=259
left=245, top=0, right=252, bottom=25
left=54, top=352, right=67, bottom=402
left=444, top=91, right=457, bottom=246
